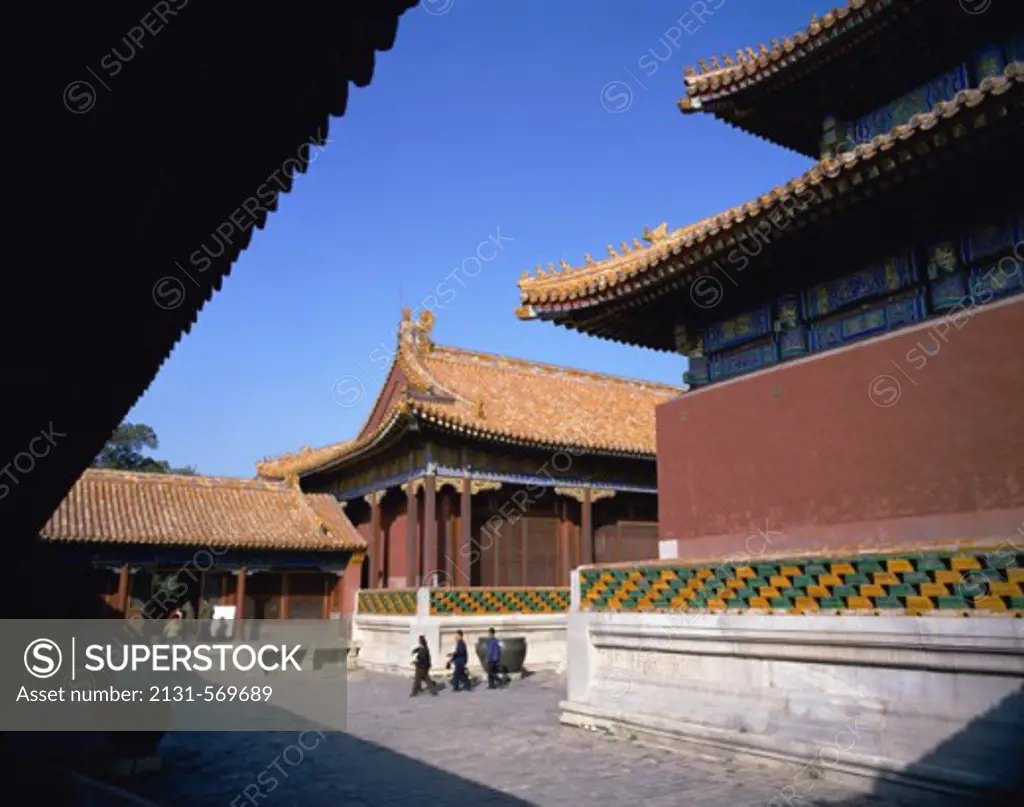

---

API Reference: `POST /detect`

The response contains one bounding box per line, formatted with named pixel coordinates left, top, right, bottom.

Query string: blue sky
left=130, top=0, right=824, bottom=476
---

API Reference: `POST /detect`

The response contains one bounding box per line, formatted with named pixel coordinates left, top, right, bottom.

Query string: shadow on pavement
left=807, top=684, right=1024, bottom=807
left=133, top=729, right=533, bottom=807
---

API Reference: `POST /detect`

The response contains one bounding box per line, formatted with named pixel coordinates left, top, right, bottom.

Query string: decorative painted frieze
left=849, top=64, right=968, bottom=145
left=971, top=260, right=1024, bottom=303
left=470, top=479, right=503, bottom=495
left=703, top=305, right=772, bottom=353
left=925, top=240, right=966, bottom=311
left=804, top=253, right=917, bottom=320
left=962, top=217, right=1020, bottom=264
left=778, top=326, right=808, bottom=359
left=776, top=293, right=807, bottom=359
left=400, top=476, right=502, bottom=496
left=809, top=292, right=925, bottom=352
left=709, top=339, right=778, bottom=382
left=553, top=487, right=616, bottom=503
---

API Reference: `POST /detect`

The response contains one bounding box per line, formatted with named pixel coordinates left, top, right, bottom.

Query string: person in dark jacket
left=410, top=635, right=438, bottom=697
left=485, top=627, right=502, bottom=689
left=446, top=630, right=472, bottom=691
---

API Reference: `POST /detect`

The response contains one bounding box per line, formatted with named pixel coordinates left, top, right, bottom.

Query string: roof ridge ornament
left=398, top=306, right=436, bottom=360
left=642, top=222, right=669, bottom=243
left=418, top=308, right=435, bottom=338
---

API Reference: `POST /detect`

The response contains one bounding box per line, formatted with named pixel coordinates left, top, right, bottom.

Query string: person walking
left=446, top=630, right=472, bottom=692
left=410, top=635, right=438, bottom=697
left=485, top=627, right=502, bottom=689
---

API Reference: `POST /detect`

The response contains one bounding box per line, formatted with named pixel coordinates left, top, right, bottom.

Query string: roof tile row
left=41, top=469, right=364, bottom=551
left=257, top=311, right=679, bottom=479
left=518, top=62, right=1023, bottom=311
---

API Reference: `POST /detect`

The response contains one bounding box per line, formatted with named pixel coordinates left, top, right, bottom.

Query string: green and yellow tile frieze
left=579, top=542, right=1024, bottom=616
left=430, top=587, right=570, bottom=615
left=358, top=588, right=418, bottom=615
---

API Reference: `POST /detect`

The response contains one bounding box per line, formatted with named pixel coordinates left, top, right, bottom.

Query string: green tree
left=92, top=422, right=198, bottom=475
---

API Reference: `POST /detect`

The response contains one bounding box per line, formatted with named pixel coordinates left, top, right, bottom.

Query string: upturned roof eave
left=519, top=66, right=1024, bottom=329
left=680, top=0, right=897, bottom=108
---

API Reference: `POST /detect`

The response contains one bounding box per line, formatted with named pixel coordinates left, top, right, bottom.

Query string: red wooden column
left=570, top=520, right=578, bottom=574
left=115, top=566, right=129, bottom=617
left=440, top=491, right=454, bottom=582
left=492, top=515, right=501, bottom=586
left=321, top=574, right=331, bottom=619
left=405, top=483, right=418, bottom=587
left=520, top=518, right=528, bottom=587
left=459, top=477, right=472, bottom=585
left=339, top=553, right=364, bottom=616
left=234, top=567, right=247, bottom=637
left=281, top=572, right=291, bottom=620
left=581, top=488, right=594, bottom=566
left=557, top=499, right=570, bottom=585
left=422, top=475, right=436, bottom=585
left=368, top=491, right=382, bottom=588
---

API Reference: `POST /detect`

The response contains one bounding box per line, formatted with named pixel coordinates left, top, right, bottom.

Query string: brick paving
left=134, top=671, right=957, bottom=807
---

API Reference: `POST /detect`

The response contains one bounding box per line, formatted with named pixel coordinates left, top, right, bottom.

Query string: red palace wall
left=656, top=295, right=1024, bottom=559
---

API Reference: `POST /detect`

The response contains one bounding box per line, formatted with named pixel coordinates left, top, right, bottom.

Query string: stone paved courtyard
left=133, top=671, right=959, bottom=807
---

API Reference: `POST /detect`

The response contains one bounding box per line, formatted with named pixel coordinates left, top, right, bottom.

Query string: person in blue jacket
left=446, top=630, right=472, bottom=691
left=485, top=627, right=502, bottom=689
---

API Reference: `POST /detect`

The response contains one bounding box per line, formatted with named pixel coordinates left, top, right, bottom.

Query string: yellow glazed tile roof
left=517, top=62, right=1023, bottom=314
left=678, top=0, right=890, bottom=110
left=41, top=468, right=365, bottom=551
left=257, top=310, right=679, bottom=479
